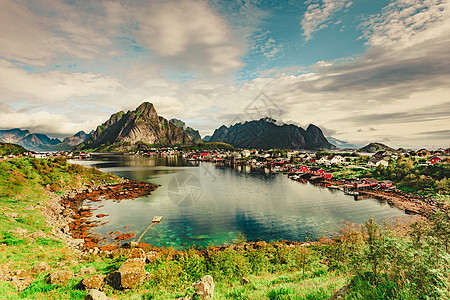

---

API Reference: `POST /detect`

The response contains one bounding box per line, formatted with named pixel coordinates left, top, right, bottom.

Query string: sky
left=0, top=0, right=449, bottom=149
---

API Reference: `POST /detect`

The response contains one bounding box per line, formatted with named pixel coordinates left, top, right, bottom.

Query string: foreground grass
left=0, top=157, right=449, bottom=299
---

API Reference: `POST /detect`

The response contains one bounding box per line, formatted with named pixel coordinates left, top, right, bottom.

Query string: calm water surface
left=72, top=155, right=409, bottom=248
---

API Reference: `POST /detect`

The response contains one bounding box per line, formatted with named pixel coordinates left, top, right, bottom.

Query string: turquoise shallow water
left=72, top=156, right=409, bottom=248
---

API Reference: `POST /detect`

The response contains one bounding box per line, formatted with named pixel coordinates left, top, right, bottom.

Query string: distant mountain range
left=209, top=117, right=335, bottom=150
left=1, top=102, right=349, bottom=152
left=0, top=128, right=91, bottom=152
left=326, top=137, right=360, bottom=149
left=77, top=102, right=193, bottom=151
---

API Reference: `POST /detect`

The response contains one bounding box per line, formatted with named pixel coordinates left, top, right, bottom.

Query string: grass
left=0, top=157, right=448, bottom=299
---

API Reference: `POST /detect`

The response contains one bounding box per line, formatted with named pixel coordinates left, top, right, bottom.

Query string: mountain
left=0, top=128, right=63, bottom=152
left=326, top=137, right=360, bottom=149
left=78, top=102, right=193, bottom=150
left=63, top=131, right=92, bottom=147
left=202, top=135, right=212, bottom=142
left=209, top=117, right=335, bottom=150
left=0, top=143, right=29, bottom=156
left=169, top=119, right=202, bottom=143
left=358, top=142, right=395, bottom=153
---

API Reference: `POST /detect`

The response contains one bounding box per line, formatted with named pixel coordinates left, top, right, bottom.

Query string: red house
left=379, top=180, right=393, bottom=188
left=309, top=167, right=324, bottom=176
left=361, top=178, right=379, bottom=186
left=429, top=156, right=442, bottom=164
left=322, top=173, right=333, bottom=179
left=300, top=165, right=309, bottom=173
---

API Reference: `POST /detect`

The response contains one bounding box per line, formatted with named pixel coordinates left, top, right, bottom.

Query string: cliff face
left=209, top=118, right=334, bottom=150
left=169, top=118, right=202, bottom=143
left=63, top=131, right=91, bottom=147
left=79, top=102, right=193, bottom=150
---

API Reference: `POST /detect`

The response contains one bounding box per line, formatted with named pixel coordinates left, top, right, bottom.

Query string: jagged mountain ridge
left=209, top=118, right=335, bottom=150
left=0, top=128, right=63, bottom=151
left=63, top=131, right=92, bottom=147
left=79, top=102, right=193, bottom=150
left=169, top=118, right=202, bottom=143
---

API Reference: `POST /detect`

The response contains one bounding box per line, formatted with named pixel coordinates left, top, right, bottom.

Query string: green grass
left=0, top=157, right=448, bottom=299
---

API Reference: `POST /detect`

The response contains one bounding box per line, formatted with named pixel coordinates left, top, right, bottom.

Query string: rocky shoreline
left=44, top=179, right=159, bottom=254
left=320, top=178, right=443, bottom=216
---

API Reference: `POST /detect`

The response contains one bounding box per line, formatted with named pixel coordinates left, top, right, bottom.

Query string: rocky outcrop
left=169, top=118, right=202, bottom=143
left=84, top=289, right=110, bottom=300
left=107, top=258, right=146, bottom=289
left=79, top=102, right=193, bottom=150
left=209, top=118, right=334, bottom=150
left=82, top=274, right=106, bottom=290
left=192, top=275, right=215, bottom=299
left=46, top=270, right=74, bottom=285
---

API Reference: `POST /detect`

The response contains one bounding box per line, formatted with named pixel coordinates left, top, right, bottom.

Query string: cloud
left=301, top=0, right=352, bottom=42
left=0, top=59, right=122, bottom=102
left=418, top=130, right=450, bottom=138
left=105, top=0, right=244, bottom=75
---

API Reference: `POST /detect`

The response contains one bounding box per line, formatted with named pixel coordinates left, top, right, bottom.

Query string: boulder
left=46, top=270, right=74, bottom=285
left=107, top=258, right=145, bottom=289
left=82, top=274, right=106, bottom=290
left=128, top=248, right=146, bottom=262
left=8, top=227, right=28, bottom=236
left=32, top=262, right=51, bottom=274
left=28, top=230, right=47, bottom=239
left=241, top=277, right=250, bottom=285
left=192, top=275, right=215, bottom=299
left=84, top=289, right=109, bottom=300
left=146, top=251, right=158, bottom=263
left=10, top=276, right=34, bottom=291
left=79, top=266, right=97, bottom=276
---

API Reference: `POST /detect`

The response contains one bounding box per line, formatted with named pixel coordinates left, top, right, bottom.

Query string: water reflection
left=73, top=156, right=409, bottom=249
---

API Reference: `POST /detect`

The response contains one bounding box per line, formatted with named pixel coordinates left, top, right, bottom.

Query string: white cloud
left=0, top=59, right=122, bottom=102
left=301, top=0, right=352, bottom=42
left=360, top=0, right=450, bottom=49
left=105, top=0, right=244, bottom=75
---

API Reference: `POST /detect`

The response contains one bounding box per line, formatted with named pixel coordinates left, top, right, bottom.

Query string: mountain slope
left=79, top=102, right=193, bottom=150
left=0, top=128, right=65, bottom=151
left=169, top=119, right=202, bottom=143
left=359, top=142, right=395, bottom=153
left=327, top=137, right=360, bottom=149
left=63, top=131, right=92, bottom=147
left=209, top=118, right=334, bottom=150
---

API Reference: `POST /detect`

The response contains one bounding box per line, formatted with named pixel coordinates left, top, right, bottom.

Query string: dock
left=152, top=216, right=163, bottom=223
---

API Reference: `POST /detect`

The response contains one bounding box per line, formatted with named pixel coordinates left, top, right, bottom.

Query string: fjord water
left=74, top=156, right=408, bottom=248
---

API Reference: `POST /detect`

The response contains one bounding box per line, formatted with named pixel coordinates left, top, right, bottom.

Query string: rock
left=80, top=206, right=90, bottom=211
left=120, top=241, right=138, bottom=249
left=192, top=275, right=215, bottom=299
left=146, top=251, right=158, bottom=263
left=61, top=224, right=70, bottom=234
left=8, top=227, right=28, bottom=236
left=4, top=212, right=19, bottom=218
left=84, top=289, right=109, bottom=300
left=82, top=274, right=106, bottom=290
left=10, top=276, right=34, bottom=291
left=46, top=270, right=74, bottom=285
left=128, top=248, right=146, bottom=262
left=32, top=262, right=51, bottom=274
left=79, top=267, right=96, bottom=276
left=241, top=277, right=250, bottom=285
left=28, top=230, right=47, bottom=239
left=107, top=258, right=145, bottom=289
left=326, top=285, right=350, bottom=300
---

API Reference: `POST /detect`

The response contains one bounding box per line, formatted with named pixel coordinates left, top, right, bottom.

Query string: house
left=329, top=155, right=346, bottom=165
left=241, top=150, right=251, bottom=157
left=300, top=165, right=309, bottom=173
left=428, top=155, right=443, bottom=164
left=366, top=157, right=389, bottom=168
left=309, top=167, right=324, bottom=176
left=361, top=178, right=379, bottom=186
left=322, top=173, right=333, bottom=179
left=379, top=180, right=393, bottom=188
left=317, top=157, right=329, bottom=165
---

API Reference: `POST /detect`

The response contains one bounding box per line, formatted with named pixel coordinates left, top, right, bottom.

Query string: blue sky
left=0, top=0, right=449, bottom=148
